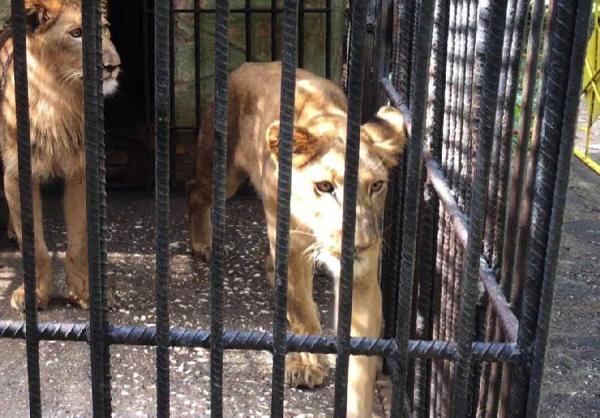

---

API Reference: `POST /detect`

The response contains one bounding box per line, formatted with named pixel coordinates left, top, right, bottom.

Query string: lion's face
left=25, top=0, right=121, bottom=96
left=267, top=106, right=406, bottom=278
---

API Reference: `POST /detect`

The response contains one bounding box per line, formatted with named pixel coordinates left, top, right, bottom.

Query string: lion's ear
left=266, top=121, right=322, bottom=165
left=24, top=0, right=62, bottom=31
left=362, top=106, right=407, bottom=168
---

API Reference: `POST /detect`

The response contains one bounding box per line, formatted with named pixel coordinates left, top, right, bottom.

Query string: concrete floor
left=0, top=157, right=598, bottom=417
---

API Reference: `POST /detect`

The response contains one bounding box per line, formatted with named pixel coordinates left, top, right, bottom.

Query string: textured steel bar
left=271, top=0, right=277, bottom=60
left=270, top=0, right=298, bottom=414
left=390, top=0, right=434, bottom=417
left=422, top=0, right=449, bottom=415
left=451, top=2, right=508, bottom=417
left=154, top=0, right=172, bottom=415
left=82, top=0, right=110, bottom=415
left=0, top=321, right=522, bottom=363
left=332, top=0, right=368, bottom=413
left=209, top=0, right=230, bottom=415
left=10, top=1, right=41, bottom=416
left=391, top=0, right=415, bottom=99
left=325, top=0, right=332, bottom=78
left=195, top=0, right=203, bottom=132
left=525, top=2, right=591, bottom=414
left=501, top=0, right=545, bottom=307
left=244, top=0, right=252, bottom=60
left=481, top=0, right=531, bottom=415
left=510, top=0, right=587, bottom=415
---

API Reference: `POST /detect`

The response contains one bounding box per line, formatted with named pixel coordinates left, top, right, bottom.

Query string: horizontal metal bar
left=169, top=7, right=330, bottom=13
left=381, top=77, right=519, bottom=343
left=0, top=321, right=521, bottom=363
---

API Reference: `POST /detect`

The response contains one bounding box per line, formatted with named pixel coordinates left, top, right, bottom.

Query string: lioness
left=187, top=62, right=405, bottom=417
left=0, top=0, right=120, bottom=310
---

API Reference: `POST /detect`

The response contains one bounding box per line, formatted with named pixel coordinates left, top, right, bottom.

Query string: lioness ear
left=362, top=106, right=407, bottom=168
left=266, top=121, right=321, bottom=165
left=24, top=0, right=62, bottom=31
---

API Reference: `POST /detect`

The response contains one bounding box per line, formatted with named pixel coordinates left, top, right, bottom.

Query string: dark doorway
left=105, top=1, right=153, bottom=190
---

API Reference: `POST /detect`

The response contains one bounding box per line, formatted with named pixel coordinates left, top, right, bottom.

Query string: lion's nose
left=104, top=64, right=120, bottom=74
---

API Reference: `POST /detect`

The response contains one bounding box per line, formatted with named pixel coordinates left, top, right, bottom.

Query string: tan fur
left=187, top=62, right=406, bottom=417
left=0, top=0, right=120, bottom=310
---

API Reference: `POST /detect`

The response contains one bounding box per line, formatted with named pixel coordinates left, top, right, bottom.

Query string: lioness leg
left=346, top=273, right=382, bottom=418
left=187, top=166, right=247, bottom=261
left=6, top=212, right=16, bottom=240
left=284, top=251, right=328, bottom=388
left=64, top=176, right=90, bottom=309
left=5, top=174, right=53, bottom=310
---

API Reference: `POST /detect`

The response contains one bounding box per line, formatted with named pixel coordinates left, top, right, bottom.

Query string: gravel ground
left=0, top=192, right=386, bottom=417
left=0, top=157, right=598, bottom=417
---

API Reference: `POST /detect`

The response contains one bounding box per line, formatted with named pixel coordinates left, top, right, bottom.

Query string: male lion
left=187, top=62, right=406, bottom=417
left=0, top=0, right=120, bottom=310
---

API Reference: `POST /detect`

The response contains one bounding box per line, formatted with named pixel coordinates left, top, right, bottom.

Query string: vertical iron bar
left=10, top=1, right=41, bottom=416
left=500, top=0, right=545, bottom=313
left=298, top=0, right=305, bottom=67
left=82, top=0, right=111, bottom=415
left=195, top=0, right=203, bottom=133
left=210, top=0, right=230, bottom=416
left=332, top=0, right=368, bottom=414
left=245, top=0, right=253, bottom=60
left=509, top=0, right=581, bottom=415
left=497, top=2, right=544, bottom=415
left=451, top=1, right=507, bottom=417
left=325, top=0, right=332, bottom=78
left=271, top=0, right=278, bottom=60
left=390, top=0, right=434, bottom=417
left=525, top=3, right=591, bottom=414
left=155, top=0, right=172, bottom=415
left=481, top=0, right=530, bottom=415
left=270, top=0, right=298, bottom=414
left=426, top=0, right=449, bottom=414
left=476, top=0, right=519, bottom=413
left=169, top=2, right=176, bottom=189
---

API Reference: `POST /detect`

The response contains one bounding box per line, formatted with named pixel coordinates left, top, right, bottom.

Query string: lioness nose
left=104, top=64, right=119, bottom=74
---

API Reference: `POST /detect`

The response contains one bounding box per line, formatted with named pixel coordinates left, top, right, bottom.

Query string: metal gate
left=0, top=0, right=591, bottom=417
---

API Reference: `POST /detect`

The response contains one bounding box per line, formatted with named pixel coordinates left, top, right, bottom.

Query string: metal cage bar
left=270, top=0, right=298, bottom=414
left=82, top=0, right=112, bottom=415
left=332, top=0, right=368, bottom=413
left=451, top=2, right=508, bottom=417
left=0, top=320, right=522, bottom=363
left=209, top=0, right=230, bottom=415
left=10, top=1, right=41, bottom=416
left=390, top=0, right=434, bottom=416
left=154, top=0, right=172, bottom=415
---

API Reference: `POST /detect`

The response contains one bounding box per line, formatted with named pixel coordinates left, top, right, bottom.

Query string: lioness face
left=267, top=106, right=406, bottom=278
left=26, top=0, right=121, bottom=96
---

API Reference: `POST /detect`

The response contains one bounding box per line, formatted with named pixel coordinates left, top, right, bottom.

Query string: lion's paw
left=285, top=354, right=327, bottom=389
left=191, top=243, right=211, bottom=263
left=10, top=285, right=50, bottom=311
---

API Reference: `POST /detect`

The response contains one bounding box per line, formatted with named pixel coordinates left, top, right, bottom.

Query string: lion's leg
left=64, top=176, right=90, bottom=309
left=284, top=251, right=328, bottom=388
left=6, top=211, right=16, bottom=240
left=346, top=272, right=382, bottom=418
left=5, top=174, right=53, bottom=310
left=187, top=164, right=246, bottom=261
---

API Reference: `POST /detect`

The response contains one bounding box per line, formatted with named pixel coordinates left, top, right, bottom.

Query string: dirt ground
left=0, top=156, right=598, bottom=417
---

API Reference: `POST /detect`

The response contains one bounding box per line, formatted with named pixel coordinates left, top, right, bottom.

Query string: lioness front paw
left=68, top=291, right=90, bottom=310
left=10, top=285, right=50, bottom=311
left=285, top=354, right=328, bottom=389
left=191, top=243, right=211, bottom=262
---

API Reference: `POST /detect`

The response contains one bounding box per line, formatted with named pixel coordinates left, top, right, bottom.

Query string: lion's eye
left=70, top=28, right=82, bottom=38
left=370, top=181, right=385, bottom=194
left=315, top=181, right=335, bottom=194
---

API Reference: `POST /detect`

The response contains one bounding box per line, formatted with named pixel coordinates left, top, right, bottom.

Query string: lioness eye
left=370, top=181, right=385, bottom=194
left=315, top=181, right=334, bottom=194
left=70, top=28, right=82, bottom=38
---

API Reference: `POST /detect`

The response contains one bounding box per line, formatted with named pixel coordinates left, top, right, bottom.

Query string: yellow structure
left=579, top=0, right=600, bottom=175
